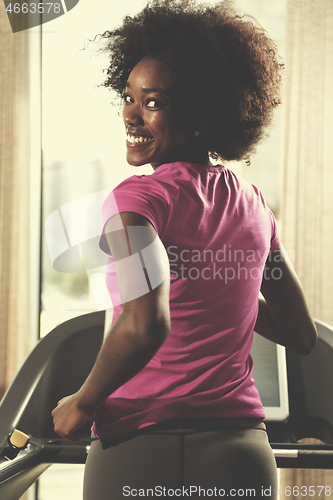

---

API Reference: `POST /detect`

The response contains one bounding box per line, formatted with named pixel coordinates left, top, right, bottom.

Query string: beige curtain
left=280, top=0, right=333, bottom=492
left=281, top=0, right=333, bottom=325
left=0, top=5, right=32, bottom=399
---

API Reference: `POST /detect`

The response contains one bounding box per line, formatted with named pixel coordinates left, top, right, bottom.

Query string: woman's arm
left=254, top=244, right=318, bottom=355
left=52, top=212, right=170, bottom=440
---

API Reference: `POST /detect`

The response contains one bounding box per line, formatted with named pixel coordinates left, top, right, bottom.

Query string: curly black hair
left=98, top=0, right=283, bottom=162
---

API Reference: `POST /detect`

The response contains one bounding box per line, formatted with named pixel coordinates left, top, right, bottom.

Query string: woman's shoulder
left=223, top=168, right=273, bottom=213
left=101, top=171, right=172, bottom=222
left=114, top=168, right=171, bottom=190
left=113, top=165, right=183, bottom=200
left=113, top=173, right=151, bottom=191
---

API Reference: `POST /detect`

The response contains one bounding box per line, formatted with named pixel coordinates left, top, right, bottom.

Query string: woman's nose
left=123, top=104, right=144, bottom=127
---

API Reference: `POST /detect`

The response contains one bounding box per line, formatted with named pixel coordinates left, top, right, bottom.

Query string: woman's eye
left=146, top=99, right=162, bottom=109
left=124, top=94, right=133, bottom=104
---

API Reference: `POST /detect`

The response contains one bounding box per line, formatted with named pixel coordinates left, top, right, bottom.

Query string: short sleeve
left=268, top=209, right=281, bottom=253
left=99, top=175, right=169, bottom=255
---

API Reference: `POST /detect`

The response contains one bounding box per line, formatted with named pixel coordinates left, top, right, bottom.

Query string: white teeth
left=127, top=134, right=153, bottom=144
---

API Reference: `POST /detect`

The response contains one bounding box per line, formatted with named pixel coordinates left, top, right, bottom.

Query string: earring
left=194, top=130, right=200, bottom=137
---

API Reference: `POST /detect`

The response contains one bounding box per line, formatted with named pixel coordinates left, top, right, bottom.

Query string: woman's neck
left=151, top=150, right=213, bottom=170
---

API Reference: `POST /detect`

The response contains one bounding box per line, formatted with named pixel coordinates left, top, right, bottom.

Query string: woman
left=52, top=1, right=317, bottom=498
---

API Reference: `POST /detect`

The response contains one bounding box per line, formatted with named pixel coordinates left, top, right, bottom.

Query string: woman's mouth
left=126, top=134, right=154, bottom=145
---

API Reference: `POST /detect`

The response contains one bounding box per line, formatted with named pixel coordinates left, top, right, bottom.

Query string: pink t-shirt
left=92, top=162, right=280, bottom=438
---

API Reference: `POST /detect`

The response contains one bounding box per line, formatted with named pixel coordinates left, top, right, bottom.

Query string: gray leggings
left=83, top=419, right=277, bottom=500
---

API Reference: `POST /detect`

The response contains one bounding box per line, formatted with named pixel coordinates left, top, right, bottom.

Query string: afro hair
left=98, top=0, right=284, bottom=162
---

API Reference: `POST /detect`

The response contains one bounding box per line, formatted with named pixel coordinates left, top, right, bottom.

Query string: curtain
left=0, top=7, right=33, bottom=498
left=281, top=0, right=333, bottom=325
left=280, top=0, right=333, bottom=492
left=0, top=4, right=32, bottom=400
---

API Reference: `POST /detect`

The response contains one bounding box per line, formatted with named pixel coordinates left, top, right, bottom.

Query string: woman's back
left=93, top=161, right=280, bottom=438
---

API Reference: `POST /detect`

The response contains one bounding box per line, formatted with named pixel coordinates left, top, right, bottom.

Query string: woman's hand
left=51, top=393, right=96, bottom=441
left=255, top=244, right=317, bottom=355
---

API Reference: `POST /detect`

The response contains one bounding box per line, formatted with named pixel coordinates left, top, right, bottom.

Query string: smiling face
left=123, top=56, right=203, bottom=168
